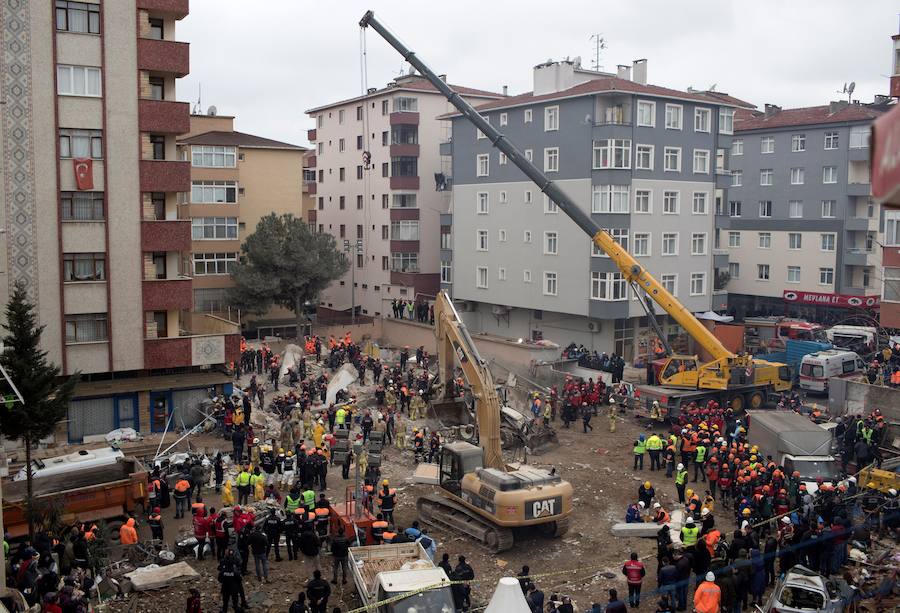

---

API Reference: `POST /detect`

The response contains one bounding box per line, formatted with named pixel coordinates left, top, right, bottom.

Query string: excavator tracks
left=417, top=494, right=515, bottom=552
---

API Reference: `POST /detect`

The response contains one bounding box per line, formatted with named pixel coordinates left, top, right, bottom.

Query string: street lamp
left=343, top=239, right=363, bottom=325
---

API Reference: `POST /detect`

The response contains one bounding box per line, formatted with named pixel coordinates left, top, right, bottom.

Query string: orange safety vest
left=382, top=531, right=397, bottom=543
left=175, top=480, right=191, bottom=493
left=656, top=510, right=671, bottom=524
left=315, top=508, right=330, bottom=520
left=694, top=581, right=721, bottom=613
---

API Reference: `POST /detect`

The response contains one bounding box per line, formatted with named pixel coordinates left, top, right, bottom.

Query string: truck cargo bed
left=3, top=459, right=143, bottom=502
left=349, top=543, right=432, bottom=601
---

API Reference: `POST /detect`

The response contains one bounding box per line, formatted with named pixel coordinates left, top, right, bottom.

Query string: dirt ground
left=102, top=364, right=717, bottom=613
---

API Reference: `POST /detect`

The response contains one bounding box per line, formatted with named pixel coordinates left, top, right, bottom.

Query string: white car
left=756, top=565, right=843, bottom=613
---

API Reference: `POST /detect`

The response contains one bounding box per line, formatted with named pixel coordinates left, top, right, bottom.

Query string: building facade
left=306, top=75, right=502, bottom=320
left=726, top=102, right=884, bottom=323
left=0, top=0, right=239, bottom=443
left=878, top=31, right=900, bottom=329
left=446, top=60, right=740, bottom=360
left=178, top=112, right=308, bottom=337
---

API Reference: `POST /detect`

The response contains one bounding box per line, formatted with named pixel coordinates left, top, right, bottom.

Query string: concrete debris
left=326, top=363, right=360, bottom=406
left=124, top=562, right=199, bottom=591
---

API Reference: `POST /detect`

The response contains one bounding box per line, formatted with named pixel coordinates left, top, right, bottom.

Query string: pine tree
left=0, top=284, right=79, bottom=537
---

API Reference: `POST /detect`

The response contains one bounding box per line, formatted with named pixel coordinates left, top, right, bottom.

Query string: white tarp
left=325, top=363, right=359, bottom=406
left=484, top=577, right=531, bottom=613
left=695, top=310, right=734, bottom=322
left=279, top=343, right=305, bottom=381
left=105, top=428, right=140, bottom=444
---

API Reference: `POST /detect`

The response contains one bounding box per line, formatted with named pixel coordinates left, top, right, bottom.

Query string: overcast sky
left=179, top=1, right=899, bottom=146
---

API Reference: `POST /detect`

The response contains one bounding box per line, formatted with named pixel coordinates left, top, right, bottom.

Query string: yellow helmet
left=644, top=481, right=652, bottom=489
left=287, top=451, right=294, bottom=457
left=686, top=488, right=694, bottom=498
left=382, top=479, right=389, bottom=486
left=742, top=508, right=751, bottom=516
left=278, top=448, right=284, bottom=454
left=867, top=481, right=877, bottom=489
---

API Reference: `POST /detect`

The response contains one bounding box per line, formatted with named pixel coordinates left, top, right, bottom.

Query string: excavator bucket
left=428, top=398, right=473, bottom=426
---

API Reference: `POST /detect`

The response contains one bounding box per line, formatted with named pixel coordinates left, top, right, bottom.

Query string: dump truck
left=3, top=457, right=148, bottom=538
left=746, top=411, right=839, bottom=492
left=348, top=542, right=454, bottom=613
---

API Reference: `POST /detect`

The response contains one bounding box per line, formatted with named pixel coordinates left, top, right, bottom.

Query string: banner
left=74, top=158, right=93, bottom=190
left=783, top=290, right=879, bottom=309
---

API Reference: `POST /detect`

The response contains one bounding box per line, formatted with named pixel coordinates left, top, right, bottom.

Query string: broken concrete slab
left=326, top=363, right=359, bottom=406
left=611, top=521, right=666, bottom=537
left=410, top=463, right=439, bottom=485
left=124, top=561, right=199, bottom=591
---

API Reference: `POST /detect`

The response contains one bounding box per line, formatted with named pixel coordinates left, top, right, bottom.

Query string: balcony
left=390, top=175, right=419, bottom=190
left=713, top=250, right=729, bottom=269
left=137, top=38, right=189, bottom=78
left=390, top=240, right=419, bottom=253
left=843, top=248, right=872, bottom=266
left=143, top=277, right=192, bottom=311
left=307, top=209, right=316, bottom=223
left=390, top=271, right=440, bottom=296
left=439, top=141, right=452, bottom=156
left=141, top=219, right=191, bottom=251
left=845, top=216, right=871, bottom=231
left=389, top=111, right=419, bottom=126
left=307, top=181, right=317, bottom=195
left=849, top=146, right=870, bottom=162
left=715, top=170, right=732, bottom=189
left=892, top=75, right=900, bottom=98
left=847, top=182, right=871, bottom=196
left=305, top=154, right=316, bottom=168
left=145, top=313, right=240, bottom=369
left=140, top=160, right=190, bottom=192
left=307, top=128, right=316, bottom=142
left=390, top=143, right=420, bottom=157
left=139, top=99, right=190, bottom=134
left=389, top=207, right=419, bottom=221
left=136, top=0, right=189, bottom=19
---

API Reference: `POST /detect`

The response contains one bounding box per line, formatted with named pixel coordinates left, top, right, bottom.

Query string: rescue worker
left=675, top=463, right=688, bottom=503
left=174, top=474, right=191, bottom=519
left=653, top=502, right=671, bottom=524
left=378, top=480, right=396, bottom=525
left=119, top=517, right=138, bottom=555
left=410, top=390, right=426, bottom=420
left=236, top=465, right=252, bottom=506
left=638, top=481, right=655, bottom=508
left=314, top=506, right=330, bottom=538
left=622, top=552, right=646, bottom=608
left=680, top=516, right=700, bottom=552
left=646, top=433, right=663, bottom=471
left=192, top=507, right=209, bottom=561
left=148, top=507, right=164, bottom=541
left=633, top=435, right=646, bottom=470
left=693, top=439, right=707, bottom=482
left=693, top=572, right=721, bottom=613
left=282, top=450, right=295, bottom=489
left=371, top=514, right=389, bottom=544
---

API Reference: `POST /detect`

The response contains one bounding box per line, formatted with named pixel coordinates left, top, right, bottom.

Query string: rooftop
left=735, top=103, right=883, bottom=131
left=178, top=130, right=307, bottom=150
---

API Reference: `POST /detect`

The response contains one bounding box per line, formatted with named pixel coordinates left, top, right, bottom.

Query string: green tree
left=228, top=213, right=349, bottom=336
left=0, top=284, right=79, bottom=538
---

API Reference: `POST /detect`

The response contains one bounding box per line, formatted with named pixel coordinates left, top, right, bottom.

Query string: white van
left=799, top=350, right=865, bottom=393
left=14, top=447, right=124, bottom=482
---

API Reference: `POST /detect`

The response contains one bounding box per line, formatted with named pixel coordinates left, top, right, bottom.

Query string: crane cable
left=358, top=26, right=372, bottom=295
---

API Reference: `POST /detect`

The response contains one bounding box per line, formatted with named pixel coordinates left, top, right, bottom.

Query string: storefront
left=728, top=291, right=880, bottom=325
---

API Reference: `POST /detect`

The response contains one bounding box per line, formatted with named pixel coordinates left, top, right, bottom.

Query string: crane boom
left=359, top=10, right=732, bottom=363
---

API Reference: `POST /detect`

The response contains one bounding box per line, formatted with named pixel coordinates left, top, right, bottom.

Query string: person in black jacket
left=306, top=569, right=331, bottom=613
left=282, top=511, right=300, bottom=561
left=526, top=584, right=545, bottom=613
left=299, top=526, right=321, bottom=571
left=247, top=527, right=269, bottom=582
left=263, top=510, right=283, bottom=562
left=451, top=555, right=474, bottom=611
left=657, top=557, right=679, bottom=608
left=673, top=549, right=693, bottom=612
left=330, top=532, right=350, bottom=585
left=217, top=554, right=243, bottom=613
left=237, top=525, right=252, bottom=576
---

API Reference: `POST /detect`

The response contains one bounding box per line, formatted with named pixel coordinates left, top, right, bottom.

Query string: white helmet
left=677, top=463, right=684, bottom=470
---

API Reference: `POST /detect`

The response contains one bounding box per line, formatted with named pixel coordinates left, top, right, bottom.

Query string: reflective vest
left=675, top=470, right=688, bottom=486
left=237, top=471, right=251, bottom=487
left=646, top=435, right=663, bottom=451
left=633, top=440, right=646, bottom=455
left=315, top=507, right=330, bottom=523
left=693, top=581, right=721, bottom=613
left=303, top=489, right=316, bottom=510
left=681, top=525, right=700, bottom=546
left=286, top=494, right=302, bottom=513
left=371, top=520, right=388, bottom=541
left=336, top=408, right=347, bottom=425
left=695, top=446, right=707, bottom=463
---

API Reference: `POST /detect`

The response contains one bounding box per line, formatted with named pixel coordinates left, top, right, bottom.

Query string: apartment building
left=0, top=0, right=239, bottom=443
left=306, top=75, right=502, bottom=319
left=177, top=112, right=308, bottom=337
left=725, top=102, right=884, bottom=322
left=446, top=59, right=743, bottom=360
left=877, top=30, right=900, bottom=329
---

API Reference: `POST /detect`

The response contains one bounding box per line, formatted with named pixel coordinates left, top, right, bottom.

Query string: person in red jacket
left=192, top=507, right=209, bottom=561
left=185, top=588, right=201, bottom=613
left=622, top=551, right=646, bottom=608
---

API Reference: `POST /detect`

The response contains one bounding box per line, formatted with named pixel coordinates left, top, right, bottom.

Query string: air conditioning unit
left=491, top=304, right=511, bottom=316
left=587, top=320, right=602, bottom=332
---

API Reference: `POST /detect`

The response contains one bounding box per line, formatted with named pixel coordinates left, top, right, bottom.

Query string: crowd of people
left=389, top=298, right=434, bottom=324
left=560, top=343, right=627, bottom=383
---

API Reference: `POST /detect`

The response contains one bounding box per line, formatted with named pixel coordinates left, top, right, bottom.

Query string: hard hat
left=644, top=481, right=652, bottom=489
left=889, top=488, right=898, bottom=496
left=750, top=455, right=757, bottom=462
left=867, top=481, right=877, bottom=489
left=848, top=476, right=857, bottom=483
left=705, top=572, right=715, bottom=582
left=701, top=508, right=709, bottom=516
left=253, top=438, right=260, bottom=444
left=278, top=448, right=284, bottom=454
left=287, top=451, right=294, bottom=457
left=742, top=508, right=751, bottom=516
left=677, top=463, right=684, bottom=470
left=686, top=488, right=694, bottom=498
left=653, top=502, right=661, bottom=509
left=781, top=516, right=791, bottom=524
left=638, top=501, right=645, bottom=508
left=382, top=479, right=389, bottom=486
left=685, top=517, right=694, bottom=525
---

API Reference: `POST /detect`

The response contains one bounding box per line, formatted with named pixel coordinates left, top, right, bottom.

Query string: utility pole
left=589, top=34, right=607, bottom=72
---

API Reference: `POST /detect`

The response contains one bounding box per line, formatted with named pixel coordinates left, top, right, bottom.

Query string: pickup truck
left=348, top=542, right=455, bottom=613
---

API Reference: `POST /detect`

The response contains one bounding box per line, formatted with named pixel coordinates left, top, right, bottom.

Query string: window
left=356, top=135, right=364, bottom=150
left=544, top=147, right=559, bottom=172
left=591, top=272, right=627, bottom=301
left=382, top=225, right=389, bottom=240
left=191, top=181, right=237, bottom=204
left=635, top=144, right=654, bottom=170
left=662, top=232, right=678, bottom=256
left=390, top=220, right=420, bottom=241
left=191, top=146, right=236, bottom=168
left=787, top=266, right=801, bottom=283
left=693, top=149, right=710, bottom=174
left=192, top=217, right=238, bottom=240
left=391, top=252, right=419, bottom=273
left=65, top=313, right=107, bottom=344
left=719, top=107, right=734, bottom=134
left=63, top=253, right=105, bottom=282
left=729, top=201, right=742, bottom=217
left=318, top=114, right=325, bottom=127
left=339, top=196, right=345, bottom=210
left=381, top=131, right=389, bottom=146
left=338, top=167, right=346, bottom=181
left=499, top=112, right=508, bottom=127
left=761, top=136, right=775, bottom=154
left=356, top=105, right=363, bottom=121
left=636, top=101, right=655, bottom=127
left=148, top=134, right=165, bottom=160
left=391, top=157, right=417, bottom=177
left=663, top=190, right=679, bottom=214
left=665, top=104, right=682, bottom=130
left=822, top=200, right=836, bottom=218
left=393, top=96, right=418, bottom=112
left=476, top=192, right=489, bottom=214
left=523, top=230, right=532, bottom=243
left=524, top=109, right=533, bottom=123
left=886, top=210, right=900, bottom=246
left=61, top=191, right=103, bottom=220
left=318, top=142, right=324, bottom=154
left=592, top=185, right=630, bottom=213
left=728, top=231, right=741, bottom=247
left=476, top=128, right=486, bottom=141
left=592, top=139, right=632, bottom=169
left=476, top=154, right=489, bottom=177
left=499, top=190, right=508, bottom=204
left=476, top=266, right=489, bottom=289
left=661, top=274, right=677, bottom=295
left=381, top=256, right=389, bottom=270
left=149, top=76, right=164, bottom=100
left=884, top=267, right=900, bottom=301
left=441, top=262, right=452, bottom=283
left=357, top=166, right=364, bottom=180
left=788, top=233, right=802, bottom=250
left=523, top=269, right=532, bottom=282
left=690, top=272, right=706, bottom=296
left=820, top=233, right=836, bottom=251
left=731, top=139, right=743, bottom=156
left=789, top=200, right=803, bottom=218
left=824, top=131, right=839, bottom=150
left=792, top=134, right=806, bottom=152
left=663, top=147, right=681, bottom=172
left=691, top=232, right=707, bottom=255
left=789, top=167, right=805, bottom=185
left=193, top=252, right=238, bottom=275
left=498, top=229, right=507, bottom=242
left=694, top=108, right=711, bottom=132
left=499, top=152, right=508, bottom=166
left=819, top=267, right=834, bottom=285
left=760, top=169, right=774, bottom=186
left=338, top=109, right=345, bottom=124
left=632, top=232, right=650, bottom=256
left=59, top=129, right=102, bottom=159
left=634, top=189, right=651, bottom=214
left=543, top=271, right=558, bottom=296
left=476, top=229, right=488, bottom=251
left=731, top=170, right=742, bottom=187
left=392, top=194, right=417, bottom=208
left=498, top=267, right=507, bottom=281
left=544, top=106, right=559, bottom=131
left=381, top=162, right=388, bottom=177
left=757, top=264, right=770, bottom=281
left=544, top=195, right=558, bottom=214
left=759, top=201, right=772, bottom=217
left=757, top=232, right=771, bottom=249
left=850, top=125, right=870, bottom=149
left=524, top=190, right=533, bottom=204
left=57, top=65, right=101, bottom=97
left=823, top=166, right=837, bottom=184
left=339, top=224, right=345, bottom=238
left=728, top=262, right=740, bottom=279
left=56, top=1, right=100, bottom=33
left=543, top=231, right=558, bottom=255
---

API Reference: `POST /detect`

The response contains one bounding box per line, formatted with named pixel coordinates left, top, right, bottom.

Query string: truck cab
left=781, top=455, right=840, bottom=494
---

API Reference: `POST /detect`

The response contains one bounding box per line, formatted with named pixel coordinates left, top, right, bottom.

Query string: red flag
left=74, top=158, right=93, bottom=190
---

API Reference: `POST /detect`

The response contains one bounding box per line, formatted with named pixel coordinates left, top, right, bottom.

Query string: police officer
left=282, top=508, right=300, bottom=561
left=264, top=509, right=283, bottom=562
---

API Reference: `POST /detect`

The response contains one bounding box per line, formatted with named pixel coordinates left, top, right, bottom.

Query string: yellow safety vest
left=675, top=470, right=688, bottom=486
left=681, top=526, right=699, bottom=546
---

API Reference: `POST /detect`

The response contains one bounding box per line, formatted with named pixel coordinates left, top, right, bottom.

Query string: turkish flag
left=74, top=158, right=93, bottom=190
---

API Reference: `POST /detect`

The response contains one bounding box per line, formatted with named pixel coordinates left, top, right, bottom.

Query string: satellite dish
left=841, top=82, right=848, bottom=93
left=573, top=56, right=582, bottom=68
left=708, top=83, right=717, bottom=92
left=848, top=82, right=856, bottom=96
left=207, top=105, right=217, bottom=116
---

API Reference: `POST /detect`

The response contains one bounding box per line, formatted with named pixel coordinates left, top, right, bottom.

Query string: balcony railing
left=137, top=38, right=189, bottom=78
left=136, top=0, right=189, bottom=19
left=139, top=99, right=190, bottom=134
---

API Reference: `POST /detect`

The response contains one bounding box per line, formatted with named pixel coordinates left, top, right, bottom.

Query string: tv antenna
left=192, top=83, right=202, bottom=114
left=838, top=81, right=855, bottom=103
left=589, top=34, right=607, bottom=71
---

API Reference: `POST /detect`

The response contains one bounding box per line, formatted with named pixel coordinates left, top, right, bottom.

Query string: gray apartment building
left=443, top=59, right=745, bottom=360
left=725, top=102, right=885, bottom=322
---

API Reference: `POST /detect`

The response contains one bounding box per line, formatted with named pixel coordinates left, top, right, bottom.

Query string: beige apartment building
left=0, top=0, right=239, bottom=443
left=178, top=112, right=308, bottom=337
left=306, top=75, right=502, bottom=319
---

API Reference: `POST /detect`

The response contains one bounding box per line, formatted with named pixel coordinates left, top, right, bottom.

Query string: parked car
left=756, top=565, right=843, bottom=613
